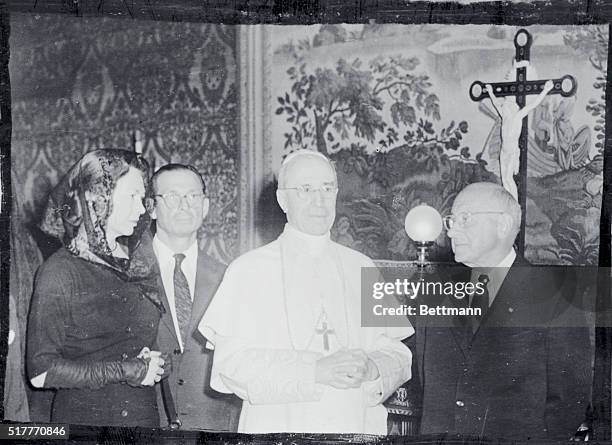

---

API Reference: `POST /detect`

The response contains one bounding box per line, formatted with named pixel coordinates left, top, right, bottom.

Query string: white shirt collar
left=470, top=248, right=516, bottom=307
left=496, top=248, right=516, bottom=268
left=152, top=234, right=198, bottom=266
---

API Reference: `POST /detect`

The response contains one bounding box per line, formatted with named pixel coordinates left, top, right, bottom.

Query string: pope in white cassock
left=198, top=150, right=414, bottom=434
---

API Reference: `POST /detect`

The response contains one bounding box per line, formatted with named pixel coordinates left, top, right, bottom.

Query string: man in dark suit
left=417, top=182, right=591, bottom=440
left=150, top=164, right=240, bottom=431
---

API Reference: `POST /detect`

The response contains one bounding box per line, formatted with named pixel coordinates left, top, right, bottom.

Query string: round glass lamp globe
left=404, top=204, right=443, bottom=242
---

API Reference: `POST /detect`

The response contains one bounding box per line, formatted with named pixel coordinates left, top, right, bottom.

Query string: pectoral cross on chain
left=468, top=28, right=577, bottom=257
left=316, top=320, right=335, bottom=352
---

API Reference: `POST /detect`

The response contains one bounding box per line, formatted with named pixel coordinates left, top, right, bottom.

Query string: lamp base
left=415, top=241, right=434, bottom=268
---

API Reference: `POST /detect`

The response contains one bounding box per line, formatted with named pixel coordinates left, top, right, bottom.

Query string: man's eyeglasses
left=279, top=184, right=338, bottom=200
left=154, top=192, right=205, bottom=209
left=443, top=211, right=506, bottom=230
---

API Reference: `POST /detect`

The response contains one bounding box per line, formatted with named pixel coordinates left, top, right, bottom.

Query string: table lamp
left=404, top=204, right=443, bottom=267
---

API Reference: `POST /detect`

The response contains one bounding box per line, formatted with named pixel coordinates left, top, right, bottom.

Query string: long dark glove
left=43, top=357, right=148, bottom=390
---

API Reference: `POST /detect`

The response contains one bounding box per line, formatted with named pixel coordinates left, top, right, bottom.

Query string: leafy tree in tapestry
left=276, top=55, right=471, bottom=157
left=564, top=25, right=607, bottom=155
left=275, top=27, right=488, bottom=260
left=528, top=25, right=609, bottom=265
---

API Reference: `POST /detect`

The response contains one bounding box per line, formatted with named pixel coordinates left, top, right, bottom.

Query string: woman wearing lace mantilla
left=27, top=149, right=167, bottom=427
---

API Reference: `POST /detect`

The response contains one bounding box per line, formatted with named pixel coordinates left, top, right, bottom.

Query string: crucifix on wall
left=469, top=29, right=577, bottom=257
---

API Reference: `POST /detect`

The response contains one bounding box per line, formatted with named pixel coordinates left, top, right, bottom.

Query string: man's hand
left=315, top=349, right=379, bottom=389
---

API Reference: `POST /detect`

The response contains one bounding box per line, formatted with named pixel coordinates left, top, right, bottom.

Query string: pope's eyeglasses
left=279, top=184, right=338, bottom=200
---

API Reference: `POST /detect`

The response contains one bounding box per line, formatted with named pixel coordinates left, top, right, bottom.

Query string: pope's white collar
left=282, top=223, right=331, bottom=256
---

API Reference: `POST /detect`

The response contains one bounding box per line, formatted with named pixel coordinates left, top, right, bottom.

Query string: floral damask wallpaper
left=10, top=14, right=239, bottom=264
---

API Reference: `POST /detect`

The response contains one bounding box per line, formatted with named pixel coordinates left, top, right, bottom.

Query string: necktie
left=173, top=253, right=192, bottom=346
left=470, top=274, right=490, bottom=334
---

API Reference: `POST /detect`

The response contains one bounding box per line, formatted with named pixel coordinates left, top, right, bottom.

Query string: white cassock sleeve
left=361, top=262, right=414, bottom=406
left=363, top=332, right=412, bottom=406
left=210, top=335, right=325, bottom=405
left=198, top=257, right=326, bottom=405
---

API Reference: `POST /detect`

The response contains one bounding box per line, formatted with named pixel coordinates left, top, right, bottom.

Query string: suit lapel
left=188, top=253, right=219, bottom=335
left=153, top=241, right=224, bottom=349
left=450, top=296, right=471, bottom=355
left=446, top=266, right=471, bottom=356
left=470, top=256, right=530, bottom=340
left=155, top=264, right=180, bottom=346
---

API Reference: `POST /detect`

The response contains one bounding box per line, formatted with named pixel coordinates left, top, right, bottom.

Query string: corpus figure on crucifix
left=469, top=28, right=577, bottom=255
left=485, top=70, right=554, bottom=200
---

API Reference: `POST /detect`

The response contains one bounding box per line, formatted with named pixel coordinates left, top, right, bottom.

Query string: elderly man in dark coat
left=417, top=182, right=592, bottom=441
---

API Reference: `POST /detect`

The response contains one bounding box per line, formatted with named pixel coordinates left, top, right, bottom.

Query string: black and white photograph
left=1, top=1, right=611, bottom=443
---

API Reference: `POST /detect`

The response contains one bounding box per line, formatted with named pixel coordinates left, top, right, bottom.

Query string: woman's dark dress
left=28, top=248, right=162, bottom=427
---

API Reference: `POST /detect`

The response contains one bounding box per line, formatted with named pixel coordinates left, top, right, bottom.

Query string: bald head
left=455, top=182, right=521, bottom=236
left=447, top=182, right=521, bottom=267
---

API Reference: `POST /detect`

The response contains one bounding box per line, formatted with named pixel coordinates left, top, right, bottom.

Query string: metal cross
left=316, top=321, right=335, bottom=352
left=469, top=29, right=577, bottom=256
